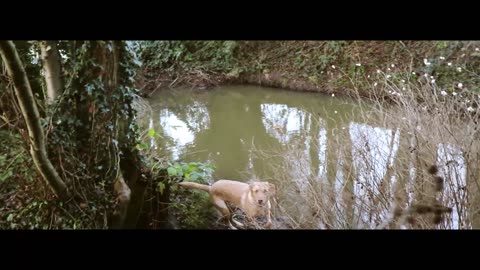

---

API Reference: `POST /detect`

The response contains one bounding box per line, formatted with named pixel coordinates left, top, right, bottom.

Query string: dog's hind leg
left=212, top=197, right=237, bottom=229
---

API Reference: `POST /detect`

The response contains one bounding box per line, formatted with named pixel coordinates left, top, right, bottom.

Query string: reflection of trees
left=349, top=123, right=400, bottom=227
left=190, top=89, right=283, bottom=180
left=466, top=141, right=480, bottom=228
left=391, top=128, right=410, bottom=227
left=169, top=101, right=210, bottom=133
left=437, top=143, right=467, bottom=229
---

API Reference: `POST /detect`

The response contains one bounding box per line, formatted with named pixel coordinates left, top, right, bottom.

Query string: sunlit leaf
left=157, top=182, right=165, bottom=194
left=167, top=167, right=177, bottom=176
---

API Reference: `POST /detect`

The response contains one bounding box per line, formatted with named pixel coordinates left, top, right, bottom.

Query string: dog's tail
left=178, top=181, right=211, bottom=192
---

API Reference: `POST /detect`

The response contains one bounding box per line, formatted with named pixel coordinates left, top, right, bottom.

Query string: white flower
left=356, top=63, right=361, bottom=67
left=447, top=62, right=452, bottom=66
left=458, top=83, right=463, bottom=88
left=387, top=68, right=391, bottom=71
left=461, top=53, right=466, bottom=57
left=331, top=93, right=335, bottom=97
left=401, top=80, right=406, bottom=83
left=412, top=72, right=416, bottom=75
left=424, top=58, right=431, bottom=66
left=342, top=127, right=346, bottom=130
left=457, top=67, right=462, bottom=72
left=391, top=64, right=395, bottom=68
left=367, top=75, right=370, bottom=78
left=377, top=69, right=381, bottom=74
left=440, top=91, right=447, bottom=96
left=439, top=56, right=445, bottom=60
left=467, top=106, right=475, bottom=112
left=374, top=82, right=378, bottom=86
left=56, top=120, right=62, bottom=125
left=430, top=76, right=434, bottom=79
left=402, top=117, right=406, bottom=120
left=386, top=75, right=392, bottom=79
left=402, top=87, right=406, bottom=90
left=431, top=79, right=436, bottom=84
left=452, top=92, right=458, bottom=96
left=216, top=152, right=220, bottom=155
left=465, top=99, right=470, bottom=103
left=476, top=48, right=479, bottom=51
left=331, top=65, right=336, bottom=69
left=334, top=110, right=338, bottom=114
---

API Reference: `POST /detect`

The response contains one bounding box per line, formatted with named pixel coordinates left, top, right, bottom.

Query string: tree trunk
left=111, top=173, right=131, bottom=229
left=120, top=147, right=149, bottom=229
left=111, top=41, right=152, bottom=229
left=0, top=40, right=69, bottom=200
left=40, top=41, right=63, bottom=103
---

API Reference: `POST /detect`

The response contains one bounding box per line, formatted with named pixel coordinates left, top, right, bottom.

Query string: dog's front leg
left=231, top=217, right=245, bottom=228
left=228, top=219, right=238, bottom=230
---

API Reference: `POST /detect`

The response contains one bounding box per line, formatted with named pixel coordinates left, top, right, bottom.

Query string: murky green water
left=145, top=85, right=359, bottom=179
left=141, top=85, right=469, bottom=229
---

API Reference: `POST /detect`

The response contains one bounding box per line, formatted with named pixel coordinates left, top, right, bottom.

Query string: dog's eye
left=264, top=189, right=267, bottom=193
left=255, top=190, right=259, bottom=193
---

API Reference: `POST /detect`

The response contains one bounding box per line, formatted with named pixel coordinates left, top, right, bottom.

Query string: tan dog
left=178, top=179, right=276, bottom=229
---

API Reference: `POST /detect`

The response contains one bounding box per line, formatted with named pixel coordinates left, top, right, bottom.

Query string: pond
left=141, top=85, right=471, bottom=229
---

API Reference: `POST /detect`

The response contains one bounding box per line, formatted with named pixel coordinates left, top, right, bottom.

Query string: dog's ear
left=249, top=183, right=255, bottom=191
left=268, top=183, right=276, bottom=196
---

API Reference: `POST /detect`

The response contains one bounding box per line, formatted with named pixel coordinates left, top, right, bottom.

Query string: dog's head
left=249, top=181, right=276, bottom=206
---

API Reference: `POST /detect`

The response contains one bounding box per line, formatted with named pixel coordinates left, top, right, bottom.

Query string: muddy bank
left=139, top=68, right=344, bottom=94
left=139, top=70, right=374, bottom=100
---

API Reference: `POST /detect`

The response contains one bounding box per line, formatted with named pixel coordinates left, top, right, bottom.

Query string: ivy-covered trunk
left=0, top=41, right=70, bottom=200
left=1, top=40, right=168, bottom=229
left=46, top=40, right=153, bottom=228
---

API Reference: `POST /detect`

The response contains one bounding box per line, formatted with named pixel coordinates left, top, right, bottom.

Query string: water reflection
left=261, top=103, right=310, bottom=144
left=144, top=85, right=469, bottom=229
left=159, top=109, right=195, bottom=160
left=437, top=143, right=467, bottom=229
left=349, top=123, right=400, bottom=227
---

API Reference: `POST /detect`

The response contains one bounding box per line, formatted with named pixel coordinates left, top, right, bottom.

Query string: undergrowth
left=136, top=125, right=219, bottom=229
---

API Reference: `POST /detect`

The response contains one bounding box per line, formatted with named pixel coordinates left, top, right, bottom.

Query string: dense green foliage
left=2, top=40, right=480, bottom=229
left=141, top=41, right=242, bottom=73
left=0, top=40, right=146, bottom=229
left=139, top=41, right=480, bottom=97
